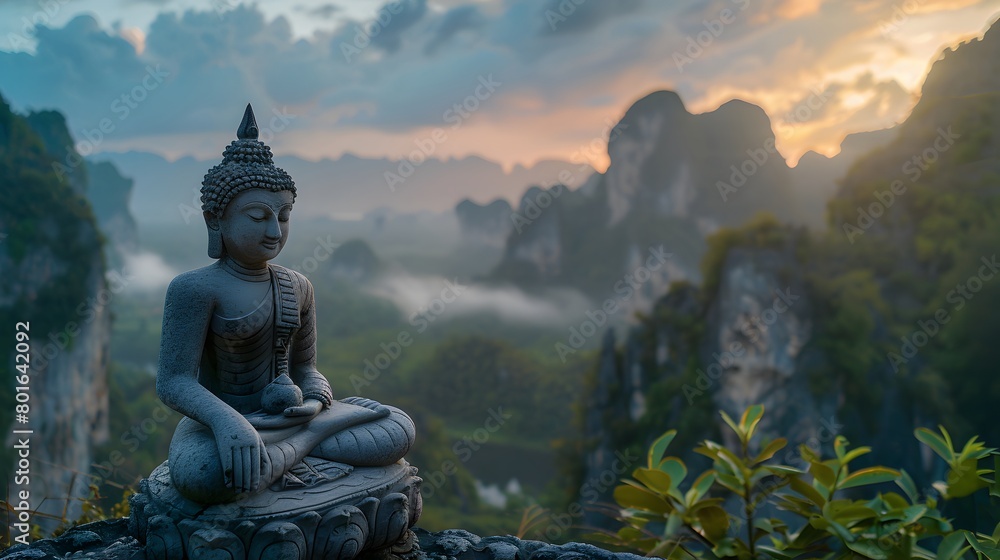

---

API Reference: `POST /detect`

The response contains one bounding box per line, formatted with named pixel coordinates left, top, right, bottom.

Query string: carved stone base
left=129, top=459, right=422, bottom=560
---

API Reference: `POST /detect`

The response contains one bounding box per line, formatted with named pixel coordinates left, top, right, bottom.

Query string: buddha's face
left=216, top=188, right=293, bottom=267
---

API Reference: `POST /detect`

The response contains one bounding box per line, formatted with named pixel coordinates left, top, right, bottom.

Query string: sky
left=1, top=0, right=999, bottom=171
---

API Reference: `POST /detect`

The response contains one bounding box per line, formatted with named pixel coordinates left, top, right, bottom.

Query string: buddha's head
left=201, top=104, right=296, bottom=261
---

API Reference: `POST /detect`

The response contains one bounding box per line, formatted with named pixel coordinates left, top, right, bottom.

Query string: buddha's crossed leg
left=168, top=398, right=416, bottom=504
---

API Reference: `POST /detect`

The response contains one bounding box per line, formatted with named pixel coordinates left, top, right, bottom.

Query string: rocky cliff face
left=575, top=224, right=931, bottom=524
left=0, top=96, right=110, bottom=525
left=490, top=89, right=879, bottom=310
left=701, top=244, right=838, bottom=452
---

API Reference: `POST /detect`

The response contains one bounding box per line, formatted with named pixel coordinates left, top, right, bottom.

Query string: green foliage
left=598, top=405, right=1000, bottom=559
left=701, top=214, right=798, bottom=299
left=405, top=335, right=585, bottom=439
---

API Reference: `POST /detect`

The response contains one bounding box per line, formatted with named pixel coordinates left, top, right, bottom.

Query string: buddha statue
left=154, top=104, right=415, bottom=504
left=131, top=105, right=421, bottom=560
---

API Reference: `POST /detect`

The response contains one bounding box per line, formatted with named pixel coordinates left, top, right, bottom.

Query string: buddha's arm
left=288, top=272, right=334, bottom=407
left=157, top=273, right=268, bottom=494
left=156, top=274, right=224, bottom=423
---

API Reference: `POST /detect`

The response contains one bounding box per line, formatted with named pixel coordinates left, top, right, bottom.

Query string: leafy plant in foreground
left=597, top=405, right=1000, bottom=559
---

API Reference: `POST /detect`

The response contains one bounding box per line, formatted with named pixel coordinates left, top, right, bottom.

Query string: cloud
left=0, top=0, right=994, bottom=170
left=537, top=0, right=643, bottom=36
left=122, top=250, right=177, bottom=291
left=423, top=4, right=483, bottom=54
left=365, top=271, right=592, bottom=326
left=368, top=0, right=428, bottom=53
left=300, top=3, right=340, bottom=19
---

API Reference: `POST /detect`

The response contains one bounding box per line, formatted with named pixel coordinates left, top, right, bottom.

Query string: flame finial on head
left=237, top=103, right=259, bottom=140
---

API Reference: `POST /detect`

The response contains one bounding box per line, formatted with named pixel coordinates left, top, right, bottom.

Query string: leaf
left=765, top=464, right=804, bottom=476
left=789, top=476, right=826, bottom=508
left=613, top=484, right=672, bottom=515
left=714, top=471, right=745, bottom=498
left=633, top=468, right=673, bottom=495
left=964, top=530, right=1000, bottom=557
left=840, top=467, right=901, bottom=489
left=657, top=458, right=688, bottom=489
left=686, top=471, right=716, bottom=504
left=741, top=404, right=765, bottom=441
left=822, top=501, right=877, bottom=525
left=945, top=458, right=990, bottom=498
left=916, top=427, right=955, bottom=463
left=753, top=438, right=788, bottom=465
left=648, top=429, right=677, bottom=469
left=810, top=516, right=854, bottom=543
left=695, top=505, right=730, bottom=542
left=846, top=539, right=889, bottom=559
left=992, top=455, right=1000, bottom=500
left=701, top=442, right=748, bottom=483
left=842, top=446, right=872, bottom=465
left=810, top=461, right=837, bottom=490
left=896, top=469, right=920, bottom=504
left=720, top=410, right=743, bottom=440
left=756, top=545, right=804, bottom=560
left=881, top=491, right=911, bottom=510
left=834, top=436, right=849, bottom=461
left=899, top=504, right=928, bottom=525
left=799, top=444, right=820, bottom=463
left=936, top=531, right=969, bottom=560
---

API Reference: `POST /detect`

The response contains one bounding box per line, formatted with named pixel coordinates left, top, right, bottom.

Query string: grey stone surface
left=0, top=522, right=649, bottom=560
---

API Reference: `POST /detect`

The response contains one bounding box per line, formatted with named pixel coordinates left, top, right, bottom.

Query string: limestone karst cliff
left=0, top=95, right=111, bottom=526
left=488, top=89, right=889, bottom=314
left=575, top=222, right=932, bottom=530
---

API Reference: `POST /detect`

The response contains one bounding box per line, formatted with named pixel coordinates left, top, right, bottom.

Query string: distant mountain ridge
left=485, top=88, right=893, bottom=308
left=98, top=150, right=593, bottom=226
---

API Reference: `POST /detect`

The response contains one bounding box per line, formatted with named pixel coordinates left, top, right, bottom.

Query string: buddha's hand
left=283, top=398, right=323, bottom=417
left=214, top=414, right=271, bottom=494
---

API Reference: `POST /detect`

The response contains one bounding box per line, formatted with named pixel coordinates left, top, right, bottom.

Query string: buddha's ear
left=204, top=212, right=220, bottom=231
left=205, top=212, right=225, bottom=258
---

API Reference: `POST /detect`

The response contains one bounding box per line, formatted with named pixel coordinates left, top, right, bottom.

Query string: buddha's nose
left=265, top=215, right=282, bottom=240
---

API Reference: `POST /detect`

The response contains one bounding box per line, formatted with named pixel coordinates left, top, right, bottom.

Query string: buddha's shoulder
left=165, top=264, right=226, bottom=298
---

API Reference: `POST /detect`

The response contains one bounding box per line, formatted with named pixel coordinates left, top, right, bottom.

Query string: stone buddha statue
left=130, top=105, right=421, bottom=560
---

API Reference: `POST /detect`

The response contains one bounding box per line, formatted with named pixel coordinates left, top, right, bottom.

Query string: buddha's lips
left=261, top=241, right=279, bottom=249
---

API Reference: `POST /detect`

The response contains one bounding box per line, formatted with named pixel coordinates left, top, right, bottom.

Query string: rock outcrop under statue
left=0, top=521, right=647, bottom=560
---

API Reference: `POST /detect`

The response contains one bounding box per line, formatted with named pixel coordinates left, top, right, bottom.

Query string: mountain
left=489, top=89, right=882, bottom=309
left=23, top=111, right=139, bottom=269
left=791, top=127, right=897, bottom=225
left=455, top=198, right=514, bottom=248
left=827, top=21, right=1000, bottom=455
left=97, top=150, right=593, bottom=227
left=0, top=95, right=111, bottom=527
left=571, top=20, right=1000, bottom=533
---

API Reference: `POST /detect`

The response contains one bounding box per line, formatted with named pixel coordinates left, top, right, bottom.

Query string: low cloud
left=364, top=271, right=592, bottom=326
left=122, top=250, right=177, bottom=292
